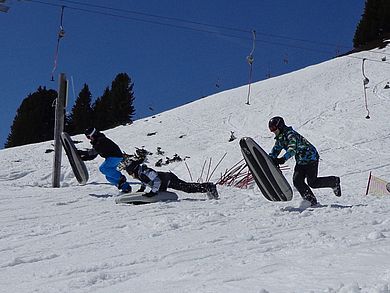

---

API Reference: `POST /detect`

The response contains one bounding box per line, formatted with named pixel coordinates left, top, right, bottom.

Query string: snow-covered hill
left=1, top=46, right=390, bottom=293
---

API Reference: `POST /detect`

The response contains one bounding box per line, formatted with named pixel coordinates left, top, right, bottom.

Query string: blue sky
left=0, top=0, right=364, bottom=148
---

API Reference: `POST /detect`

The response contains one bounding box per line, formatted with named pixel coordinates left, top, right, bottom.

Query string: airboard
left=115, top=191, right=178, bottom=205
left=240, top=137, right=293, bottom=201
left=60, top=132, right=89, bottom=185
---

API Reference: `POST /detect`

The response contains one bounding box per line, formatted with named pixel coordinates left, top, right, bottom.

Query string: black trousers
left=293, top=160, right=338, bottom=200
left=157, top=172, right=211, bottom=193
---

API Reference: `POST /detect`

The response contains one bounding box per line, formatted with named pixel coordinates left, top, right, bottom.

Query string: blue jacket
left=269, top=126, right=319, bottom=165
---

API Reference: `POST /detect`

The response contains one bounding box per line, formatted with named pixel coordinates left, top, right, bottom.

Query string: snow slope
left=1, top=46, right=390, bottom=293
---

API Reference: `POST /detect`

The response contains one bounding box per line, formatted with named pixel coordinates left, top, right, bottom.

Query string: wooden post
left=52, top=73, right=67, bottom=187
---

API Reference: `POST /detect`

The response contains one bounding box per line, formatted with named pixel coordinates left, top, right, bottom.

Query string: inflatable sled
left=115, top=191, right=178, bottom=205
left=60, top=132, right=89, bottom=185
left=240, top=137, right=293, bottom=201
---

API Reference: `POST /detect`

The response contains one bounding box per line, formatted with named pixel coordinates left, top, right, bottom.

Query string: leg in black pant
left=293, top=160, right=339, bottom=205
left=293, top=163, right=318, bottom=205
left=306, top=160, right=338, bottom=190
left=157, top=172, right=217, bottom=198
left=167, top=173, right=212, bottom=193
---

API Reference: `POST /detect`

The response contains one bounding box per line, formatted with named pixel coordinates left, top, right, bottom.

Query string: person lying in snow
left=268, top=116, right=341, bottom=206
left=117, top=159, right=219, bottom=199
left=77, top=127, right=131, bottom=193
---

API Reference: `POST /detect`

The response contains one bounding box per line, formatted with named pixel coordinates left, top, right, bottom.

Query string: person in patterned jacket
left=118, top=159, right=219, bottom=200
left=268, top=116, right=341, bottom=206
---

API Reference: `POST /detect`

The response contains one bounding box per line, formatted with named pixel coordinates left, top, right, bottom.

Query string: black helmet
left=125, top=159, right=142, bottom=174
left=84, top=127, right=97, bottom=139
left=268, top=116, right=285, bottom=132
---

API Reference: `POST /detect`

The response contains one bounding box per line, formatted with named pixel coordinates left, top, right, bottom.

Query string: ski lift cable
left=48, top=3, right=251, bottom=41
left=54, top=0, right=352, bottom=48
left=22, top=0, right=390, bottom=68
left=28, top=0, right=390, bottom=64
left=50, top=5, right=65, bottom=81
left=28, top=0, right=352, bottom=50
left=60, top=0, right=357, bottom=49
left=59, top=0, right=251, bottom=34
left=30, top=0, right=252, bottom=35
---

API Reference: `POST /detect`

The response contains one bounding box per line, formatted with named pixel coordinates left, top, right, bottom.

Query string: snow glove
left=143, top=191, right=157, bottom=197
left=77, top=149, right=98, bottom=161
left=271, top=156, right=286, bottom=166
left=137, top=186, right=146, bottom=193
left=77, top=150, right=90, bottom=161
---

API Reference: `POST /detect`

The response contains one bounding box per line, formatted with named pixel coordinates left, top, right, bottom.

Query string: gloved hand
left=271, top=156, right=286, bottom=166
left=143, top=191, right=157, bottom=197
left=137, top=186, right=146, bottom=193
left=77, top=150, right=89, bottom=160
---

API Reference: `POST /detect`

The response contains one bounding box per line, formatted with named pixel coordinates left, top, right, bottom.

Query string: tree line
left=5, top=73, right=135, bottom=148
left=353, top=0, right=390, bottom=48
left=5, top=1, right=389, bottom=148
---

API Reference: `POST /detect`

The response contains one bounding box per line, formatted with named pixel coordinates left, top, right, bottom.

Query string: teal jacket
left=269, top=126, right=319, bottom=165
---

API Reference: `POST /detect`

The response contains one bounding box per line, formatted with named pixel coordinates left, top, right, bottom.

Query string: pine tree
left=354, top=0, right=390, bottom=48
left=5, top=86, right=57, bottom=148
left=109, top=73, right=135, bottom=126
left=91, top=73, right=135, bottom=131
left=92, top=87, right=112, bottom=131
left=67, top=84, right=94, bottom=135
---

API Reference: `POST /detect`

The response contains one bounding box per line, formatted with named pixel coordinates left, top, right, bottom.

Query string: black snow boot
left=206, top=183, right=219, bottom=200
left=301, top=191, right=318, bottom=206
left=117, top=175, right=127, bottom=190
left=332, top=177, right=341, bottom=197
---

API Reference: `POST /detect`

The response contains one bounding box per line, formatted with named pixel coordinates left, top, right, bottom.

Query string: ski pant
left=99, top=157, right=126, bottom=187
left=293, top=160, right=338, bottom=201
left=157, top=172, right=212, bottom=193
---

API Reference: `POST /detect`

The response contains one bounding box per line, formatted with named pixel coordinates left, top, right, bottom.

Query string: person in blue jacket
left=78, top=127, right=131, bottom=193
left=268, top=116, right=341, bottom=206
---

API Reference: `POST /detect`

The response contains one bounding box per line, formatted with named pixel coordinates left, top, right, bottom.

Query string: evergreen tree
left=354, top=0, right=390, bottom=48
left=109, top=73, right=135, bottom=126
left=91, top=73, right=135, bottom=130
left=92, top=87, right=112, bottom=131
left=67, top=84, right=94, bottom=135
left=5, top=86, right=57, bottom=148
